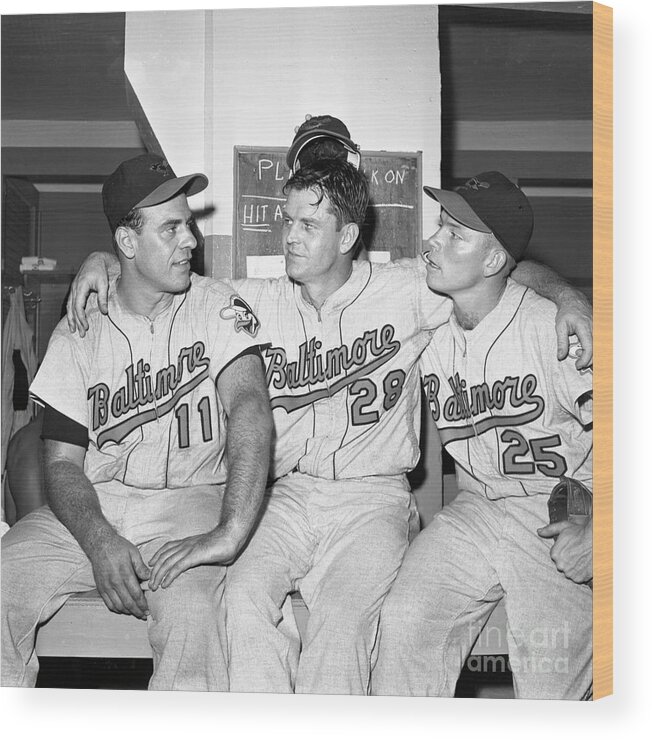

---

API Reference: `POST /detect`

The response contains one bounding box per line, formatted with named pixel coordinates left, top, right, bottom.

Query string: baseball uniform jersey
left=420, top=278, right=592, bottom=497
left=224, top=258, right=450, bottom=695
left=373, top=278, right=593, bottom=700
left=30, top=274, right=264, bottom=490
left=230, top=258, right=452, bottom=481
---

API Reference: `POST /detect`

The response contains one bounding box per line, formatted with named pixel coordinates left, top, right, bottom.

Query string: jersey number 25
left=501, top=430, right=568, bottom=477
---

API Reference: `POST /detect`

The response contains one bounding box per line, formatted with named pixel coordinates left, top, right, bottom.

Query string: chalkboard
left=233, top=146, right=422, bottom=278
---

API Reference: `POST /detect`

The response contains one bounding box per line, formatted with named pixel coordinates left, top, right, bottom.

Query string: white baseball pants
left=1, top=481, right=227, bottom=691
left=224, top=472, right=419, bottom=695
left=372, top=489, right=593, bottom=699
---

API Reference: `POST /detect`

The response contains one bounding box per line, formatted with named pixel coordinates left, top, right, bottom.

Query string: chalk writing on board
left=234, top=146, right=421, bottom=277
left=370, top=203, right=415, bottom=209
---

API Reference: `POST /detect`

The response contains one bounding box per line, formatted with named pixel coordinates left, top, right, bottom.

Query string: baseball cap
left=286, top=114, right=361, bottom=173
left=102, top=153, right=209, bottom=234
left=424, top=171, right=534, bottom=260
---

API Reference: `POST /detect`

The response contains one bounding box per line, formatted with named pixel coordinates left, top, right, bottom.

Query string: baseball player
left=203, top=161, right=592, bottom=696
left=372, top=172, right=593, bottom=700
left=0, top=154, right=273, bottom=690
left=64, top=155, right=593, bottom=695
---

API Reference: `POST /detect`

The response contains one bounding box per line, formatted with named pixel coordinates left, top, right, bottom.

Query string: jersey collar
left=449, top=278, right=529, bottom=351
left=295, top=260, right=372, bottom=314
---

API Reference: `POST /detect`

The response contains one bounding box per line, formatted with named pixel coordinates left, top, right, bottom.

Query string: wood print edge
left=592, top=0, right=613, bottom=701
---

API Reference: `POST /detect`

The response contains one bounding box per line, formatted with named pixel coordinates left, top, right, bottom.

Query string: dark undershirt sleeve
left=215, top=346, right=266, bottom=384
left=40, top=348, right=266, bottom=446
left=41, top=404, right=89, bottom=450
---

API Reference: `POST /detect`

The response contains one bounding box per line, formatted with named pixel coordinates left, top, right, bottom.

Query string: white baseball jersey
left=30, top=274, right=263, bottom=490
left=420, top=278, right=592, bottom=499
left=231, top=259, right=451, bottom=480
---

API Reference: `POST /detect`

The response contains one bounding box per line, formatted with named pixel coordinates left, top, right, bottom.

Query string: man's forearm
left=45, top=446, right=151, bottom=617
left=44, top=457, right=115, bottom=557
left=511, top=258, right=593, bottom=368
left=146, top=359, right=273, bottom=590
left=218, top=391, right=273, bottom=553
left=99, top=251, right=119, bottom=267
left=83, top=250, right=119, bottom=274
left=512, top=260, right=578, bottom=305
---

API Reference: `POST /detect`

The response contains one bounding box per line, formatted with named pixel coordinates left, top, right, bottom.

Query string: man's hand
left=538, top=518, right=593, bottom=584
left=90, top=532, right=151, bottom=619
left=44, top=441, right=150, bottom=619
left=148, top=527, right=241, bottom=591
left=148, top=353, right=272, bottom=591
left=66, top=251, right=116, bottom=337
left=511, top=261, right=593, bottom=370
left=554, top=288, right=593, bottom=370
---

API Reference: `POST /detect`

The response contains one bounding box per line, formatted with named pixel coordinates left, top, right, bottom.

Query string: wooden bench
left=28, top=424, right=508, bottom=668
left=34, top=446, right=509, bottom=663
left=34, top=590, right=310, bottom=659
left=35, top=589, right=507, bottom=659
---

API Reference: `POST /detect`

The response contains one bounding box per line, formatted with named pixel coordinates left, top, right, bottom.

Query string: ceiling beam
left=2, top=121, right=143, bottom=149
left=459, top=2, right=593, bottom=13
left=2, top=147, right=146, bottom=178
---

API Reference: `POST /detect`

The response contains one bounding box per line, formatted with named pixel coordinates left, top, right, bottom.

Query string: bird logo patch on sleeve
left=220, top=295, right=260, bottom=337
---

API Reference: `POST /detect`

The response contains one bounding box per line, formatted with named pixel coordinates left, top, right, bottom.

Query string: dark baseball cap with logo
left=424, top=171, right=534, bottom=260
left=102, top=153, right=209, bottom=234
left=286, top=115, right=361, bottom=174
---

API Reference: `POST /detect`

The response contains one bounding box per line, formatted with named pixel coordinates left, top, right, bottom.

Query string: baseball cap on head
left=286, top=114, right=361, bottom=174
left=423, top=171, right=534, bottom=260
left=102, top=153, right=209, bottom=234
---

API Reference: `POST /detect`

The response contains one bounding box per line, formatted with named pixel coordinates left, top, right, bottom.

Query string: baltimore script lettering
left=88, top=341, right=210, bottom=431
left=423, top=371, right=544, bottom=423
left=264, top=324, right=400, bottom=391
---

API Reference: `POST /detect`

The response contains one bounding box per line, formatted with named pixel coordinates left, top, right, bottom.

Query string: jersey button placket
left=459, top=332, right=482, bottom=478
left=325, top=304, right=350, bottom=478
left=145, top=316, right=161, bottom=422
left=312, top=305, right=339, bottom=477
left=475, top=333, right=499, bottom=479
left=304, top=306, right=328, bottom=476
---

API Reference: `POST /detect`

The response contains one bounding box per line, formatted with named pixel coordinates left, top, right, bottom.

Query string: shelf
left=22, top=269, right=76, bottom=284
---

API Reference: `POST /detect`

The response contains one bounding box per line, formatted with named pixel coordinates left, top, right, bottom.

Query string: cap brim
left=137, top=173, right=209, bottom=209
left=423, top=186, right=492, bottom=233
left=287, top=130, right=358, bottom=170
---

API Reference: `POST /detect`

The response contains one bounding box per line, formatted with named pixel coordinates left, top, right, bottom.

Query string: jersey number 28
left=349, top=370, right=406, bottom=426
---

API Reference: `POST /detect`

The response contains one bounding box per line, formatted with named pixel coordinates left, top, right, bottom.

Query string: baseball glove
left=547, top=476, right=593, bottom=589
left=548, top=476, right=593, bottom=526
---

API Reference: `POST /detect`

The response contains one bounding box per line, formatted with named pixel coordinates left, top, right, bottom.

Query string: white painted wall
left=125, top=10, right=209, bottom=213
left=125, top=5, right=440, bottom=267
left=208, top=5, right=440, bottom=237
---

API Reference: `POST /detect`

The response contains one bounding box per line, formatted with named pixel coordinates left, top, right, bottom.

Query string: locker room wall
left=2, top=6, right=593, bottom=522
left=438, top=4, right=593, bottom=298
left=123, top=6, right=444, bottom=520
left=436, top=3, right=594, bottom=502
left=124, top=5, right=442, bottom=279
